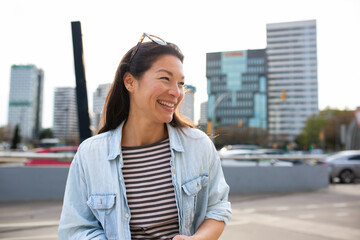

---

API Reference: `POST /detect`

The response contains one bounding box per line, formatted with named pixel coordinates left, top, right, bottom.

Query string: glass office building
left=267, top=20, right=318, bottom=141
left=53, top=87, right=79, bottom=143
left=206, top=49, right=267, bottom=129
left=8, top=65, right=44, bottom=139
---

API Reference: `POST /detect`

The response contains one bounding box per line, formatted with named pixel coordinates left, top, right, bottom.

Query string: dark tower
left=71, top=21, right=92, bottom=143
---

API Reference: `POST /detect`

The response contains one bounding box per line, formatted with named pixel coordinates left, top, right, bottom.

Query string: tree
left=38, top=128, right=54, bottom=139
left=0, top=125, right=12, bottom=143
left=295, top=108, right=354, bottom=151
left=214, top=124, right=269, bottom=149
left=10, top=125, right=21, bottom=150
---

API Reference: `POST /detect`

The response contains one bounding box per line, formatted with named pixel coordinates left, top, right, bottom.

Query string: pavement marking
left=244, top=213, right=360, bottom=240
left=306, top=204, right=319, bottom=209
left=298, top=214, right=315, bottom=219
left=0, top=221, right=59, bottom=228
left=243, top=208, right=256, bottom=214
left=228, top=219, right=250, bottom=226
left=336, top=212, right=349, bottom=217
left=275, top=206, right=289, bottom=211
left=262, top=216, right=280, bottom=223
left=0, top=235, right=58, bottom=240
left=333, top=202, right=348, bottom=208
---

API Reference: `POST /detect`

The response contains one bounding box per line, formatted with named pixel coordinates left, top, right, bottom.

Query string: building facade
left=206, top=49, right=267, bottom=130
left=180, top=85, right=196, bottom=123
left=8, top=65, right=44, bottom=139
left=266, top=19, right=318, bottom=142
left=53, top=87, right=79, bottom=143
left=92, top=83, right=110, bottom=131
left=200, top=101, right=208, bottom=125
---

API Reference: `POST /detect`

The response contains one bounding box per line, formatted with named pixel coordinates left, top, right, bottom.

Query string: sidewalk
left=1, top=184, right=359, bottom=240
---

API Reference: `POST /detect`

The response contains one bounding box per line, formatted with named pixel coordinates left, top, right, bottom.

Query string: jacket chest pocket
left=181, top=175, right=208, bottom=229
left=87, top=194, right=117, bottom=239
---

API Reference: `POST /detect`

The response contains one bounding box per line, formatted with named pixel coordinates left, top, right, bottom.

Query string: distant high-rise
left=92, top=83, right=110, bottom=131
left=200, top=101, right=208, bottom=126
left=8, top=65, right=44, bottom=139
left=206, top=49, right=267, bottom=129
left=266, top=20, right=318, bottom=141
left=180, top=85, right=196, bottom=123
left=53, top=87, right=79, bottom=143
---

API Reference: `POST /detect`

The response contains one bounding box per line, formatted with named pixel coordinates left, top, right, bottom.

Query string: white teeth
left=158, top=100, right=174, bottom=108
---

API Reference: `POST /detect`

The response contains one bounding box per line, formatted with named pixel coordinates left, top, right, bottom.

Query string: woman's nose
left=168, top=84, right=181, bottom=98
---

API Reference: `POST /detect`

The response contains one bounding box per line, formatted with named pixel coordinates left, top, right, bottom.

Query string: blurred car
left=323, top=150, right=360, bottom=183
left=221, top=159, right=293, bottom=167
left=24, top=146, right=78, bottom=166
left=252, top=148, right=286, bottom=155
left=219, top=144, right=260, bottom=153
left=219, top=147, right=294, bottom=167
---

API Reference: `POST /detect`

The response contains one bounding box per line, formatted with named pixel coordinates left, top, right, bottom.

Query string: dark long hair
left=98, top=41, right=194, bottom=134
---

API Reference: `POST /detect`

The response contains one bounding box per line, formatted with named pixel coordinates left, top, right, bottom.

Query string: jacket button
left=125, top=213, right=129, bottom=218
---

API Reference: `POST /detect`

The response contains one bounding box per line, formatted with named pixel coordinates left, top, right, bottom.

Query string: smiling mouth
left=158, top=100, right=175, bottom=108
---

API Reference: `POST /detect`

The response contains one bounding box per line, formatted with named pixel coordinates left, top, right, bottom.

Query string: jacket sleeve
left=58, top=153, right=107, bottom=240
left=205, top=140, right=232, bottom=225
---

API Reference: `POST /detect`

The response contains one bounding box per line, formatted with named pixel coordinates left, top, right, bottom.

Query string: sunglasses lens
left=130, top=33, right=167, bottom=63
left=148, top=34, right=167, bottom=45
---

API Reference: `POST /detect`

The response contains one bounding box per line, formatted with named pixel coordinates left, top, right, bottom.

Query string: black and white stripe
left=122, top=138, right=179, bottom=239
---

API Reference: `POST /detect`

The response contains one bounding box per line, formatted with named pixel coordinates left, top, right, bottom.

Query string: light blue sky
left=0, top=0, right=359, bottom=128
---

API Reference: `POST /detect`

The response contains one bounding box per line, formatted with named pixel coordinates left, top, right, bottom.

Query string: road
left=0, top=183, right=359, bottom=240
left=221, top=183, right=360, bottom=240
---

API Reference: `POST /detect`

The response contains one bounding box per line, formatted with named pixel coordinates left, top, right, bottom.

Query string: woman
left=58, top=33, right=231, bottom=240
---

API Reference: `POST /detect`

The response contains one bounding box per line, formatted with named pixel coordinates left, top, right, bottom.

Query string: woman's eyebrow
left=156, top=69, right=185, bottom=79
left=156, top=69, right=173, bottom=76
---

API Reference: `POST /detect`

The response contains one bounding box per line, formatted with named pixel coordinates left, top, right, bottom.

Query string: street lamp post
left=211, top=92, right=231, bottom=141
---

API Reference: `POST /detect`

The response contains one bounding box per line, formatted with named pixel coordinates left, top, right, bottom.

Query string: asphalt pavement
left=0, top=183, right=359, bottom=240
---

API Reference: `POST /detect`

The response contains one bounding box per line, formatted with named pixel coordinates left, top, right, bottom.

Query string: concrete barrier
left=223, top=165, right=329, bottom=194
left=0, top=165, right=329, bottom=201
left=0, top=166, right=69, bottom=202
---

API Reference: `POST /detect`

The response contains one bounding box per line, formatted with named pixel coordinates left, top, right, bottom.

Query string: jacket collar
left=107, top=121, right=184, bottom=161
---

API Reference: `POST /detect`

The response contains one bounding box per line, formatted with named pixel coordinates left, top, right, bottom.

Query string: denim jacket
left=58, top=122, right=232, bottom=239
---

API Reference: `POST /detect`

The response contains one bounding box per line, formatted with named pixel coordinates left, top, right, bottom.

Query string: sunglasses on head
left=129, top=33, right=167, bottom=64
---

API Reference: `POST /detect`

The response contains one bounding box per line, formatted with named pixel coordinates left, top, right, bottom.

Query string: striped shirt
left=122, top=138, right=179, bottom=239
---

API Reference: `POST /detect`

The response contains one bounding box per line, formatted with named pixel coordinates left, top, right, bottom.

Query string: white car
left=324, top=150, right=360, bottom=183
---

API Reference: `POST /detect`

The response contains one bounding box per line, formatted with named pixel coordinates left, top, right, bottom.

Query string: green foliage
left=214, top=125, right=268, bottom=149
left=10, top=125, right=21, bottom=150
left=38, top=128, right=54, bottom=139
left=295, top=108, right=355, bottom=150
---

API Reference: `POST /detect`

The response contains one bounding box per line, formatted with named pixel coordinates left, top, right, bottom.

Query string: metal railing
left=220, top=154, right=327, bottom=166
left=0, top=151, right=327, bottom=165
left=0, top=151, right=75, bottom=164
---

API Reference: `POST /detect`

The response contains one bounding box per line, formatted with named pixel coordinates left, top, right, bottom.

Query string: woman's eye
left=178, top=82, right=185, bottom=86
left=160, top=77, right=170, bottom=81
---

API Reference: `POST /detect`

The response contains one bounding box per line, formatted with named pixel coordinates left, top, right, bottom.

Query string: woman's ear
left=123, top=72, right=135, bottom=92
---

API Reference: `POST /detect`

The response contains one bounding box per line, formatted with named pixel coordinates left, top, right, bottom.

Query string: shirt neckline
left=121, top=137, right=169, bottom=150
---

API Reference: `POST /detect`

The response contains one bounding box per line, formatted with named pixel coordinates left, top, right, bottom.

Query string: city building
left=266, top=19, right=318, bottom=142
left=200, top=101, right=208, bottom=125
left=206, top=49, right=267, bottom=130
left=7, top=65, right=44, bottom=139
left=92, top=83, right=110, bottom=131
left=199, top=101, right=208, bottom=131
left=53, top=87, right=79, bottom=144
left=180, top=85, right=196, bottom=123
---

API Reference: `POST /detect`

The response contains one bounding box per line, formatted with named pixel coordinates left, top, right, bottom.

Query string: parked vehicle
left=219, top=148, right=294, bottom=167
left=24, top=146, right=78, bottom=166
left=324, top=150, right=360, bottom=183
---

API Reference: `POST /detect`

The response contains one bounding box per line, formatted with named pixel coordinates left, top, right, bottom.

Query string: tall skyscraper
left=180, top=85, right=196, bottom=123
left=200, top=101, right=208, bottom=126
left=53, top=87, right=79, bottom=144
left=266, top=20, right=318, bottom=141
left=8, top=65, right=44, bottom=139
left=92, top=83, right=110, bottom=131
left=206, top=49, right=267, bottom=129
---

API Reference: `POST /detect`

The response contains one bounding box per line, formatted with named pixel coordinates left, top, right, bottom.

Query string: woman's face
left=129, top=54, right=185, bottom=125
